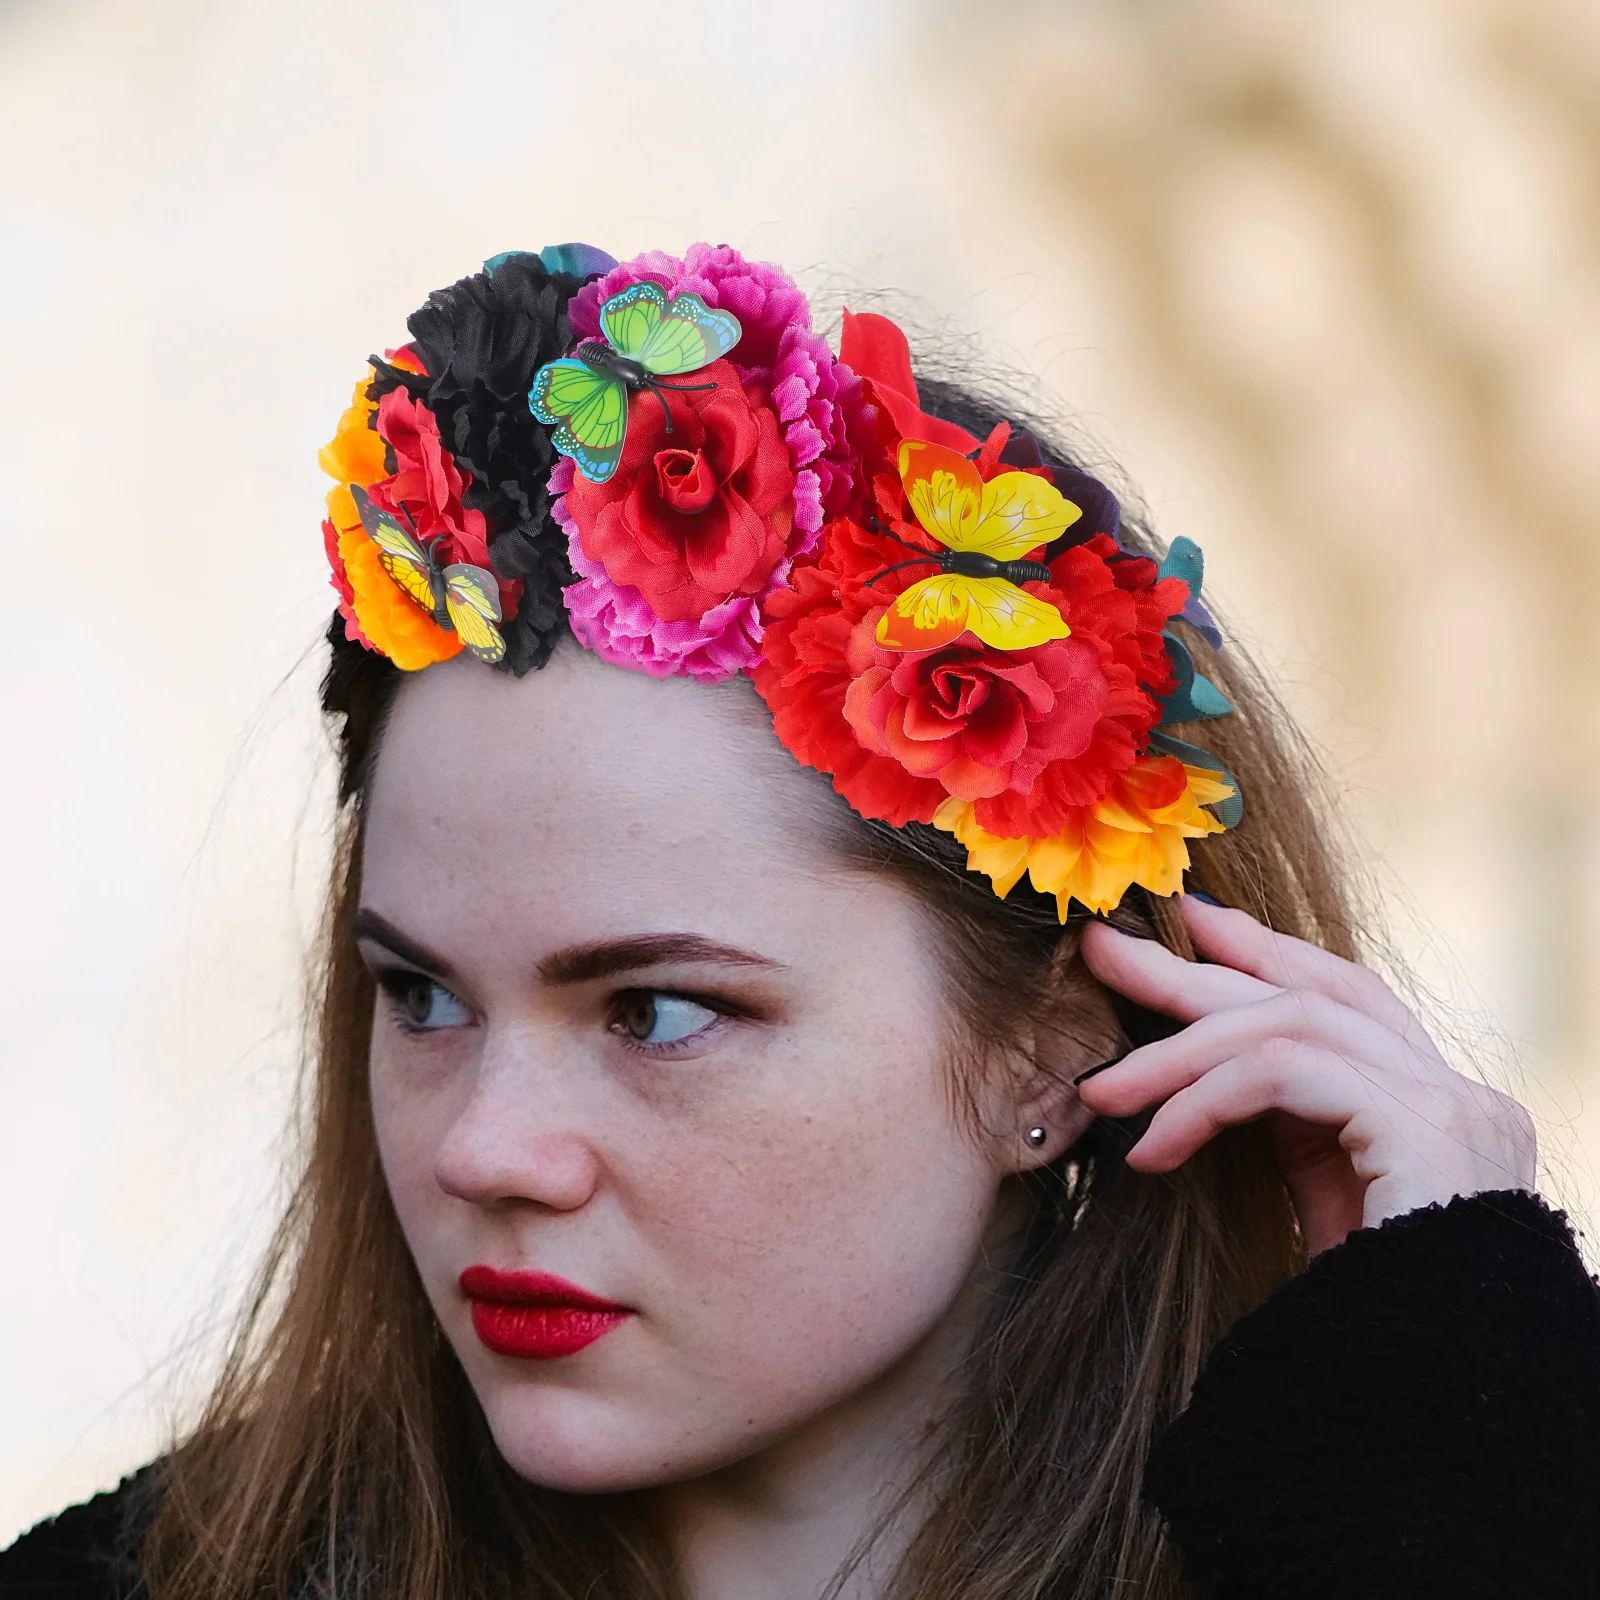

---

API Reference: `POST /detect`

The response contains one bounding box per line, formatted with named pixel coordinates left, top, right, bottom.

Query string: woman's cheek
left=625, top=1074, right=996, bottom=1420
left=369, top=1045, right=466, bottom=1281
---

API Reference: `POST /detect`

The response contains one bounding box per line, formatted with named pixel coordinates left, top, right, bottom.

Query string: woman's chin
left=477, top=1390, right=744, bottom=1493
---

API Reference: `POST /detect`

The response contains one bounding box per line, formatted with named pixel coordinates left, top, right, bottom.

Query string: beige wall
left=2, top=0, right=1595, bottom=1545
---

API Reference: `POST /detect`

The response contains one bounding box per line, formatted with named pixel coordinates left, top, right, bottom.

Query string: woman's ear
left=1004, top=1067, right=1098, bottom=1173
left=998, top=929, right=1124, bottom=1174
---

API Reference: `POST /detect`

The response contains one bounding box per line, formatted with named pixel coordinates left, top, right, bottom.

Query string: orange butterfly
left=874, top=440, right=1079, bottom=653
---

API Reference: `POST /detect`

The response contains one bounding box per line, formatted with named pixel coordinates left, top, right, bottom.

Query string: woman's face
left=362, top=646, right=1051, bottom=1492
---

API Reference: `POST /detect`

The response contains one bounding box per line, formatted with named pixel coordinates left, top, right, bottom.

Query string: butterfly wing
left=634, top=292, right=743, bottom=376
left=352, top=484, right=440, bottom=617
left=442, top=563, right=507, bottom=666
left=889, top=439, right=1073, bottom=651
left=969, top=472, right=1080, bottom=560
left=897, top=441, right=983, bottom=551
left=599, top=282, right=669, bottom=358
left=898, top=441, right=1080, bottom=561
left=876, top=573, right=1071, bottom=653
left=954, top=577, right=1072, bottom=651
left=529, top=357, right=628, bottom=483
left=876, top=573, right=974, bottom=650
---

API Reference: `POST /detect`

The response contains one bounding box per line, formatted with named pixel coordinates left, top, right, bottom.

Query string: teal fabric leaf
left=1159, top=632, right=1234, bottom=724
left=1187, top=673, right=1233, bottom=718
left=484, top=245, right=619, bottom=280
left=538, top=242, right=619, bottom=279
left=483, top=249, right=538, bottom=275
left=1158, top=535, right=1204, bottom=596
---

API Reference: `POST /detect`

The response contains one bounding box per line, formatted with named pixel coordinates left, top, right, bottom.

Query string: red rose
left=566, top=360, right=796, bottom=622
left=843, top=636, right=1109, bottom=802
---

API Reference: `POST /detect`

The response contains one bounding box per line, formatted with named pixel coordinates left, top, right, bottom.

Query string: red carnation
left=369, top=388, right=490, bottom=565
left=565, top=360, right=796, bottom=623
left=363, top=387, right=522, bottom=621
left=754, top=510, right=1191, bottom=835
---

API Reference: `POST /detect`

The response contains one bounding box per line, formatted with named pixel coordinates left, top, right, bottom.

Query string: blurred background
left=3, top=0, right=1597, bottom=1545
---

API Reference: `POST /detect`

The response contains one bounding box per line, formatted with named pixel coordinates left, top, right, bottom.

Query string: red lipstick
left=459, top=1266, right=632, bottom=1360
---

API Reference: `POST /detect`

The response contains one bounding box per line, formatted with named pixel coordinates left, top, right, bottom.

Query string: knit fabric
left=1146, top=1189, right=1600, bottom=1598
left=0, top=1466, right=156, bottom=1599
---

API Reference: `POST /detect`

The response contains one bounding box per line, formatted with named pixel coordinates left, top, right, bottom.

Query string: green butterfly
left=528, top=282, right=743, bottom=484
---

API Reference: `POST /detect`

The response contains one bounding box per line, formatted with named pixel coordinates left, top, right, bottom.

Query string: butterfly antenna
left=866, top=556, right=940, bottom=587
left=867, top=516, right=942, bottom=558
left=642, top=381, right=675, bottom=433
left=651, top=379, right=719, bottom=393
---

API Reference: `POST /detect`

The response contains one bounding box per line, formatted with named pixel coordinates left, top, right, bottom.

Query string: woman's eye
left=379, top=972, right=472, bottom=1033
left=611, top=991, right=720, bottom=1049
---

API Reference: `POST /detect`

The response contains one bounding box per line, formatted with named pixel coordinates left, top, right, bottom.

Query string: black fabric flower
left=370, top=254, right=590, bottom=675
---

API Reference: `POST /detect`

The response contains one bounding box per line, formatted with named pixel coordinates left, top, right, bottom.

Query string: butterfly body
left=529, top=283, right=743, bottom=484
left=350, top=485, right=507, bottom=667
left=905, top=548, right=1053, bottom=585
left=414, top=561, right=461, bottom=629
left=575, top=341, right=650, bottom=389
left=873, top=440, right=1080, bottom=653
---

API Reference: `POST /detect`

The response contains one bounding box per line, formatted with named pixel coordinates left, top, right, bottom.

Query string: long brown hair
left=144, top=380, right=1356, bottom=1600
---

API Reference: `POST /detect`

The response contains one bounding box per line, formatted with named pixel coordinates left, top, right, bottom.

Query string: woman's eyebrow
left=538, top=935, right=783, bottom=986
left=352, top=909, right=459, bottom=983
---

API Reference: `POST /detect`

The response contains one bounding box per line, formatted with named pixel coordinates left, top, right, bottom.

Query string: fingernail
left=1073, top=1055, right=1125, bottom=1086
left=1186, top=889, right=1222, bottom=906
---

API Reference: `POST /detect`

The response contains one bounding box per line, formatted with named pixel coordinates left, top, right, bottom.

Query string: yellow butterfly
left=873, top=440, right=1079, bottom=653
left=351, top=485, right=506, bottom=666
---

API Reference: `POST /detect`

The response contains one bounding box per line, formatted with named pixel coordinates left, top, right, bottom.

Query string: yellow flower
left=934, top=756, right=1234, bottom=919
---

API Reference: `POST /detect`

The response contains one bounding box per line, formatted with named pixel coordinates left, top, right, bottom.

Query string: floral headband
left=319, top=242, right=1240, bottom=917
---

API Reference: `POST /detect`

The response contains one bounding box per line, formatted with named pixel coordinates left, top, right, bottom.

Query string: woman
left=4, top=243, right=1596, bottom=1600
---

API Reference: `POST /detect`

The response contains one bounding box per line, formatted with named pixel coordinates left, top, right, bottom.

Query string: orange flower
left=336, top=521, right=462, bottom=672
left=934, top=755, right=1233, bottom=919
left=319, top=369, right=389, bottom=536
left=319, top=357, right=461, bottom=671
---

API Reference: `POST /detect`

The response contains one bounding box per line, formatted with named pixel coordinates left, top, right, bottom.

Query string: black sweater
left=5, top=1191, right=1598, bottom=1598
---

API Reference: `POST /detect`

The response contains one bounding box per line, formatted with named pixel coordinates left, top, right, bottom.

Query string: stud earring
left=1026, top=1125, right=1048, bottom=1148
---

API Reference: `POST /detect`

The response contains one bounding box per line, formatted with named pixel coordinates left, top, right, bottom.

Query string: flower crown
left=320, top=242, right=1240, bottom=917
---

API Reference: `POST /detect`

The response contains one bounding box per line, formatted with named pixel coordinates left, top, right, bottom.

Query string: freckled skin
left=363, top=644, right=1076, bottom=1502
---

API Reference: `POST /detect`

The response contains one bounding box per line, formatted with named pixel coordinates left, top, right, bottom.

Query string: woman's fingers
left=1077, top=899, right=1537, bottom=1242
left=1081, top=918, right=1278, bottom=1022
left=1180, top=897, right=1421, bottom=1037
left=1121, top=1039, right=1536, bottom=1223
left=1122, top=1041, right=1386, bottom=1173
left=1075, top=988, right=1450, bottom=1120
left=1085, top=905, right=1437, bottom=1061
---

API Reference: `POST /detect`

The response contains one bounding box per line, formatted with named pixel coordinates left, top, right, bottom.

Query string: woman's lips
left=459, top=1266, right=633, bottom=1360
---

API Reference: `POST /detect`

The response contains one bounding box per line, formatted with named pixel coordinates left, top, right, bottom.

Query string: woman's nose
left=431, top=1026, right=602, bottom=1213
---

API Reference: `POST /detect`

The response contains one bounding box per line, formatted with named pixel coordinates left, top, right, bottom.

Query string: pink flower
left=555, top=245, right=878, bottom=681
left=555, top=459, right=776, bottom=682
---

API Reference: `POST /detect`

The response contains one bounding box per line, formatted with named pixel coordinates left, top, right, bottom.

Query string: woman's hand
left=1077, top=898, right=1537, bottom=1255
